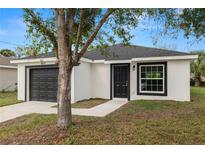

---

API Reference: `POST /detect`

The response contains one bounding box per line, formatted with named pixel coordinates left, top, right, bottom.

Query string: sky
left=0, top=8, right=204, bottom=53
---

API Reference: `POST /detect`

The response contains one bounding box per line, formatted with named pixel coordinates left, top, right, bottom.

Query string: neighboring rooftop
left=0, top=56, right=16, bottom=67
left=19, top=52, right=56, bottom=60
left=18, top=44, right=192, bottom=61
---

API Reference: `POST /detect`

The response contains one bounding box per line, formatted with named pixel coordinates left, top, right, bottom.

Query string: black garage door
left=30, top=67, right=58, bottom=102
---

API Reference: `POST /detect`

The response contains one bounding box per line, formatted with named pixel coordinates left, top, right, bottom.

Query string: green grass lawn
left=0, top=87, right=205, bottom=144
left=0, top=91, right=22, bottom=107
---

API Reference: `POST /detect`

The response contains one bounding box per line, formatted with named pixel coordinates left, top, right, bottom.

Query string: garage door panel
left=30, top=67, right=58, bottom=102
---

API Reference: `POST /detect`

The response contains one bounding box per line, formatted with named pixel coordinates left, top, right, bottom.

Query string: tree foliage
left=23, top=9, right=56, bottom=55
left=149, top=8, right=205, bottom=44
left=23, top=8, right=205, bottom=54
left=0, top=49, right=16, bottom=57
left=191, top=51, right=205, bottom=86
left=180, top=9, right=205, bottom=40
left=15, top=45, right=42, bottom=58
left=23, top=9, right=148, bottom=57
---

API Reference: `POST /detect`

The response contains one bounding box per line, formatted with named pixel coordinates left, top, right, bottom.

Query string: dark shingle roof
left=18, top=44, right=191, bottom=61
left=0, top=56, right=16, bottom=66
left=84, top=44, right=190, bottom=60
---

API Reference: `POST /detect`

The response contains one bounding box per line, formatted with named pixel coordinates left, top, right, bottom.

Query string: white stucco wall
left=130, top=60, right=191, bottom=101
left=72, top=62, right=111, bottom=102
left=0, top=68, right=17, bottom=91
left=91, top=63, right=110, bottom=99
left=73, top=61, right=92, bottom=103
left=16, top=58, right=191, bottom=103
left=167, top=60, right=190, bottom=101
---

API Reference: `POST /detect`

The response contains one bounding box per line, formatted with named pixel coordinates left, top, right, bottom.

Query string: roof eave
left=10, top=54, right=198, bottom=64
left=10, top=57, right=58, bottom=64
left=94, top=55, right=198, bottom=64
left=10, top=57, right=93, bottom=64
left=131, top=55, right=198, bottom=62
left=0, top=65, right=17, bottom=69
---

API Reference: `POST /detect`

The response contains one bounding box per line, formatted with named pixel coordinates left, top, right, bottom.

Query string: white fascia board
left=10, top=57, right=57, bottom=64
left=90, top=55, right=198, bottom=64
left=104, top=60, right=131, bottom=64
left=11, top=55, right=198, bottom=64
left=92, top=60, right=105, bottom=63
left=11, top=57, right=93, bottom=64
left=0, top=65, right=17, bottom=69
left=91, top=59, right=131, bottom=64
left=131, top=55, right=198, bottom=62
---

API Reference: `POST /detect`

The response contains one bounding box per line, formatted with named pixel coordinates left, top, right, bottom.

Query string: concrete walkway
left=0, top=99, right=127, bottom=123
left=72, top=99, right=127, bottom=117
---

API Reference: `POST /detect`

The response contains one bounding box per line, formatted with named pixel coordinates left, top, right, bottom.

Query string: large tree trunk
left=56, top=9, right=73, bottom=128
left=57, top=65, right=72, bottom=127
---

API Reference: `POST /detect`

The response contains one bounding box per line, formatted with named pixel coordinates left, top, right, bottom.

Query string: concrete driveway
left=0, top=99, right=127, bottom=123
left=0, top=101, right=56, bottom=123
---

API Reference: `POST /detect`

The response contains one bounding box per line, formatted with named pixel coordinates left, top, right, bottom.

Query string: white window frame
left=139, top=64, right=165, bottom=94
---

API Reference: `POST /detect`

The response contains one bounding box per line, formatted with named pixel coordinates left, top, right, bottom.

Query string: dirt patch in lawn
left=52, top=98, right=108, bottom=108
left=0, top=114, right=68, bottom=145
left=0, top=125, right=68, bottom=145
left=72, top=98, right=108, bottom=108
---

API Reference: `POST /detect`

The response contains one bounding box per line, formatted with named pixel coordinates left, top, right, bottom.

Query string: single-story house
left=11, top=44, right=197, bottom=103
left=0, top=56, right=17, bottom=91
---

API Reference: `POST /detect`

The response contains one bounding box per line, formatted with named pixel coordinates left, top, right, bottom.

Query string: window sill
left=137, top=92, right=167, bottom=96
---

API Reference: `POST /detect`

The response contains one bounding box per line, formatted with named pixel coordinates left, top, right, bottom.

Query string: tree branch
left=24, top=9, right=58, bottom=58
left=66, top=9, right=76, bottom=56
left=74, top=9, right=84, bottom=54
left=74, top=9, right=115, bottom=63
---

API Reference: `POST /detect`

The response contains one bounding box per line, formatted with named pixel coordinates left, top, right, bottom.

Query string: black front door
left=113, top=65, right=129, bottom=98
